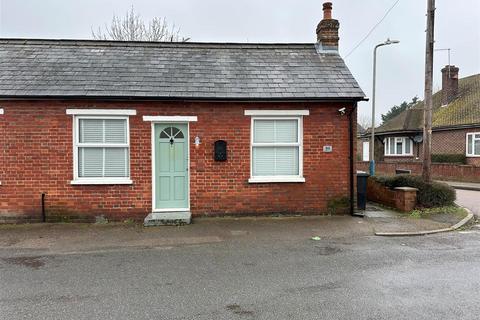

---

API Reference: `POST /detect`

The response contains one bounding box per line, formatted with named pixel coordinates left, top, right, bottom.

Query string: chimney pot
left=316, top=2, right=339, bottom=51
left=323, top=2, right=333, bottom=19
left=441, top=65, right=459, bottom=106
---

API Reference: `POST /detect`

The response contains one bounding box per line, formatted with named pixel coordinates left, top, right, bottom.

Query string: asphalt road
left=1, top=225, right=480, bottom=319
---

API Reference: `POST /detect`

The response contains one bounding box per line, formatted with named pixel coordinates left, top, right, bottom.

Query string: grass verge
left=409, top=206, right=468, bottom=219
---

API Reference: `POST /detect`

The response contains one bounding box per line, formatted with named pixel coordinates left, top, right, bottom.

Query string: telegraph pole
left=422, top=0, right=435, bottom=183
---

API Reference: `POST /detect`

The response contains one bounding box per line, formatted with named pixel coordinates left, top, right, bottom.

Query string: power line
left=344, top=0, right=401, bottom=59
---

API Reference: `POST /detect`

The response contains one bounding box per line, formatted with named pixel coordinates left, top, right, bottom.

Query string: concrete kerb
left=375, top=207, right=475, bottom=237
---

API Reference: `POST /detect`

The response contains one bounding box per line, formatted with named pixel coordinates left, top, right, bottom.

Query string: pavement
left=362, top=204, right=465, bottom=234
left=456, top=189, right=480, bottom=217
left=443, top=180, right=480, bottom=191
left=0, top=216, right=373, bottom=255
left=0, top=204, right=470, bottom=255
left=1, top=215, right=480, bottom=319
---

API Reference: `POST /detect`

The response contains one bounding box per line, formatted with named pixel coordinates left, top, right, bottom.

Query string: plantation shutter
left=79, top=119, right=103, bottom=143
left=253, top=147, right=275, bottom=176
left=253, top=120, right=275, bottom=143
left=104, top=148, right=129, bottom=177
left=252, top=119, right=299, bottom=176
left=79, top=148, right=103, bottom=177
left=104, top=119, right=127, bottom=143
left=78, top=119, right=129, bottom=178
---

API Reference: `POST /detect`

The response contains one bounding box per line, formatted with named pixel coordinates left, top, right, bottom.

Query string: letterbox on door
left=214, top=140, right=227, bottom=161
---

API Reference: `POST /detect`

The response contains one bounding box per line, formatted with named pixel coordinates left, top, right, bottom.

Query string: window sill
left=248, top=177, right=305, bottom=184
left=466, top=155, right=480, bottom=158
left=71, top=179, right=133, bottom=185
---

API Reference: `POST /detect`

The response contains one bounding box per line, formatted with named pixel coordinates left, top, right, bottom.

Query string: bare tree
left=357, top=114, right=372, bottom=132
left=92, top=6, right=189, bottom=42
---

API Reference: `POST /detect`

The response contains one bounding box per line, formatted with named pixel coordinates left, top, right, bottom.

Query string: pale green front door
left=154, top=123, right=188, bottom=210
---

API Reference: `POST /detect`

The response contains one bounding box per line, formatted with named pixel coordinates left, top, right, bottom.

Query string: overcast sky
left=1, top=0, right=479, bottom=122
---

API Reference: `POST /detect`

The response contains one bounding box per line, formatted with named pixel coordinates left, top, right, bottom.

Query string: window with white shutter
left=72, top=115, right=132, bottom=184
left=248, top=115, right=305, bottom=183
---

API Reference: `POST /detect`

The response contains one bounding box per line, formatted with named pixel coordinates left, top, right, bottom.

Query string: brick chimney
left=441, top=65, right=459, bottom=106
left=316, top=2, right=340, bottom=51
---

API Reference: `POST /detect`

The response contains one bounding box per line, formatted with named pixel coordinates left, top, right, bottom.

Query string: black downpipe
left=348, top=103, right=361, bottom=217
left=41, top=193, right=46, bottom=223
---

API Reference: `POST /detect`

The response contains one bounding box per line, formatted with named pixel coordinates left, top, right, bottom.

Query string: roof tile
left=0, top=39, right=364, bottom=100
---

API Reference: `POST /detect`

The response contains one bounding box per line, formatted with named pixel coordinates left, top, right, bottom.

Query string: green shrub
left=431, top=154, right=466, bottom=164
left=370, top=174, right=456, bottom=207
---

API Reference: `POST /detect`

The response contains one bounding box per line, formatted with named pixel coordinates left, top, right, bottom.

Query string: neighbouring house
left=360, top=66, right=480, bottom=167
left=356, top=124, right=370, bottom=162
left=0, top=3, right=365, bottom=224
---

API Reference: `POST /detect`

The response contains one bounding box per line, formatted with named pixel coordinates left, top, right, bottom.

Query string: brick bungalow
left=0, top=3, right=365, bottom=224
left=359, top=66, right=480, bottom=167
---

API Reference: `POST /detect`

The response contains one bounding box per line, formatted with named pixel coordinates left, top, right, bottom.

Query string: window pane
left=253, top=120, right=275, bottom=143
left=105, top=148, right=129, bottom=177
left=79, top=119, right=103, bottom=143
left=79, top=147, right=103, bottom=177
left=253, top=147, right=299, bottom=176
left=252, top=147, right=275, bottom=176
left=405, top=138, right=411, bottom=154
left=275, top=147, right=299, bottom=175
left=396, top=140, right=403, bottom=155
left=467, top=135, right=473, bottom=155
left=475, top=139, right=480, bottom=156
left=275, top=120, right=298, bottom=143
left=104, top=119, right=127, bottom=144
left=389, top=138, right=395, bottom=154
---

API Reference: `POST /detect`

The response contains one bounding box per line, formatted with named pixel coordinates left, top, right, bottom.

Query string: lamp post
left=369, top=38, right=400, bottom=176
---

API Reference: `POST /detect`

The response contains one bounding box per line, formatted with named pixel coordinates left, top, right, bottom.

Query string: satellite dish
left=413, top=135, right=423, bottom=143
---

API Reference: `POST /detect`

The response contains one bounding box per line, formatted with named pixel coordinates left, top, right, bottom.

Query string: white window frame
left=248, top=115, right=305, bottom=183
left=71, top=115, right=133, bottom=185
left=384, top=137, right=413, bottom=156
left=466, top=132, right=480, bottom=157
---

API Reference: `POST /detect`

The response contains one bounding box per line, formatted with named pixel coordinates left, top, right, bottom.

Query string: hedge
left=371, top=174, right=456, bottom=208
left=431, top=154, right=466, bottom=164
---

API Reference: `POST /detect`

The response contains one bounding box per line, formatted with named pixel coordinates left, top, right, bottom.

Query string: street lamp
left=369, top=38, right=400, bottom=176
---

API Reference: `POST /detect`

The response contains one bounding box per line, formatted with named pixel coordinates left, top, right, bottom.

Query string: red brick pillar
left=394, top=187, right=418, bottom=212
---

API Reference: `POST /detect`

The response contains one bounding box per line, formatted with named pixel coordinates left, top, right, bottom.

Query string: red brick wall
left=0, top=100, right=355, bottom=221
left=432, top=128, right=480, bottom=166
left=467, top=157, right=480, bottom=166
left=432, top=128, right=470, bottom=154
left=366, top=178, right=417, bottom=212
left=357, top=161, right=480, bottom=183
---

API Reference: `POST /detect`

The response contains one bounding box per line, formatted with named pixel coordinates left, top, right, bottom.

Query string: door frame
left=148, top=119, right=195, bottom=213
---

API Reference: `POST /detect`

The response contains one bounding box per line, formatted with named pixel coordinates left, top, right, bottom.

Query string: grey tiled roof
left=376, top=74, right=480, bottom=134
left=0, top=39, right=365, bottom=100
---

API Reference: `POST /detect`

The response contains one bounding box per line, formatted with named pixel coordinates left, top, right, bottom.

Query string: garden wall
left=357, top=161, right=480, bottom=183
left=366, top=178, right=417, bottom=212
